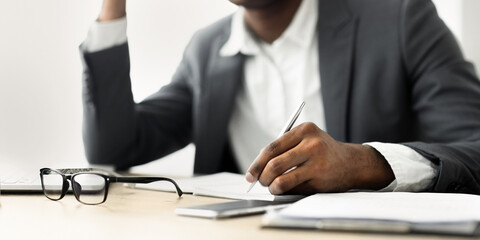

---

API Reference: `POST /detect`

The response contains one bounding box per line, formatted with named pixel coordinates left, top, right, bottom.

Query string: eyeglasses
left=39, top=168, right=183, bottom=205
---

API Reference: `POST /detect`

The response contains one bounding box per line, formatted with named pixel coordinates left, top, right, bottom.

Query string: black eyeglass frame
left=39, top=168, right=183, bottom=205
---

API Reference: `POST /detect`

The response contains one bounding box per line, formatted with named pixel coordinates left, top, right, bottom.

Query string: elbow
left=82, top=128, right=118, bottom=166
left=83, top=138, right=113, bottom=165
left=82, top=131, right=134, bottom=170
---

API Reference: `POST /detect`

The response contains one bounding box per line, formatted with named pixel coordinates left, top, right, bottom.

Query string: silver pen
left=246, top=101, right=306, bottom=193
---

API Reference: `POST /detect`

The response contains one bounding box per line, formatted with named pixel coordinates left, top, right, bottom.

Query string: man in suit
left=81, top=0, right=480, bottom=194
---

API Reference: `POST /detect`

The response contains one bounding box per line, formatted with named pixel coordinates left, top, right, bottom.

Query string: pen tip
left=246, top=182, right=256, bottom=193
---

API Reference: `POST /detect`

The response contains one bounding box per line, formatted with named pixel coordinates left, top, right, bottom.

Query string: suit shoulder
left=345, top=0, right=404, bottom=18
left=345, top=0, right=435, bottom=17
left=186, top=15, right=233, bottom=53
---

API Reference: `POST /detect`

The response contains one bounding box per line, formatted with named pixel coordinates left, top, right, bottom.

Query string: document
left=134, top=172, right=303, bottom=202
left=262, top=192, right=480, bottom=236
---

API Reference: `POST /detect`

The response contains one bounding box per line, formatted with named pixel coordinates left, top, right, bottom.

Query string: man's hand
left=98, top=0, right=126, bottom=22
left=246, top=122, right=395, bottom=195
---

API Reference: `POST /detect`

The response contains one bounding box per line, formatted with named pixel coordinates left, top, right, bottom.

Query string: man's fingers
left=257, top=147, right=308, bottom=186
left=282, top=181, right=317, bottom=195
left=268, top=166, right=310, bottom=195
left=246, top=130, right=302, bottom=182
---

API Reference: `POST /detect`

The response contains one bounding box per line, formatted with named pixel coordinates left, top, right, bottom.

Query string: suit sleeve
left=80, top=42, right=193, bottom=170
left=400, top=0, right=480, bottom=194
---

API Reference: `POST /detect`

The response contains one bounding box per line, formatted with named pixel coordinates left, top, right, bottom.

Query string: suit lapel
left=194, top=34, right=245, bottom=173
left=318, top=0, right=357, bottom=142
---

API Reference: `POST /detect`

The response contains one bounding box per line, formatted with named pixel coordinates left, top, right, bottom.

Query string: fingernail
left=246, top=172, right=256, bottom=183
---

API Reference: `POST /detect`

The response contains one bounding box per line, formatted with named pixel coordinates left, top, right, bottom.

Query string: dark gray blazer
left=81, top=0, right=480, bottom=194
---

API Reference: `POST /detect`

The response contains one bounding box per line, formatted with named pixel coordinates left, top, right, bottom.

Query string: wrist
left=98, top=0, right=126, bottom=22
left=346, top=144, right=395, bottom=190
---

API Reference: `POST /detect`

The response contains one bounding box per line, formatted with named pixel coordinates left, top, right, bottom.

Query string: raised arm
left=81, top=0, right=193, bottom=170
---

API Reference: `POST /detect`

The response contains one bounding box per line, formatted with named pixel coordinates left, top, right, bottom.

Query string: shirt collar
left=219, top=0, right=318, bottom=57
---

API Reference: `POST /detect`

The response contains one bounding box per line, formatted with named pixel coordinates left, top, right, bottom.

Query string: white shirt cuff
left=364, top=142, right=438, bottom=192
left=82, top=17, right=128, bottom=53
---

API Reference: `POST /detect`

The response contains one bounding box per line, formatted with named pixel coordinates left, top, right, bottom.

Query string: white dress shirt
left=83, top=0, right=438, bottom=191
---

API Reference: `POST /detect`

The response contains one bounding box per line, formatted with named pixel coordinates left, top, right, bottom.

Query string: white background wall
left=434, top=0, right=480, bottom=71
left=0, top=1, right=478, bottom=175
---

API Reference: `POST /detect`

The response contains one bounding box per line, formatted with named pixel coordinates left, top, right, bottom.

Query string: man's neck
left=243, top=0, right=303, bottom=44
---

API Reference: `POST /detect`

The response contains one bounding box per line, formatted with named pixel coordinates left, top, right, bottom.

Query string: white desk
left=0, top=185, right=473, bottom=240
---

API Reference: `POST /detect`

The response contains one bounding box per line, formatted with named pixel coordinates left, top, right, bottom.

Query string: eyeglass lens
left=72, top=173, right=107, bottom=205
left=41, top=170, right=65, bottom=200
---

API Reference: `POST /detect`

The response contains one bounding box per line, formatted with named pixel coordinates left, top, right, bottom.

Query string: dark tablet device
left=175, top=200, right=292, bottom=219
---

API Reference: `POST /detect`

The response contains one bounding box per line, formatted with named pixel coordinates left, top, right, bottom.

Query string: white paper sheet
left=134, top=172, right=303, bottom=201
left=278, top=192, right=480, bottom=223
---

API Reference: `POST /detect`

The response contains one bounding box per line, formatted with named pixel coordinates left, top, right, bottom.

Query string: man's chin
left=229, top=0, right=284, bottom=9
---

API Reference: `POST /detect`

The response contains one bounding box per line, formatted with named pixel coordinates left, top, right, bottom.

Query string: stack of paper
left=262, top=192, right=480, bottom=236
left=134, top=172, right=304, bottom=202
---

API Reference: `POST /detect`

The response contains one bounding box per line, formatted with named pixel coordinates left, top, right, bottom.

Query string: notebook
left=262, top=192, right=480, bottom=236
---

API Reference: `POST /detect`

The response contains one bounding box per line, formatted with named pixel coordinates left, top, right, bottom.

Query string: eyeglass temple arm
left=111, top=177, right=183, bottom=197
